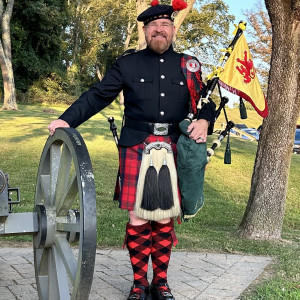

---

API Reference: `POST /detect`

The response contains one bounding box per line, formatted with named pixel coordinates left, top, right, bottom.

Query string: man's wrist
left=197, top=119, right=210, bottom=126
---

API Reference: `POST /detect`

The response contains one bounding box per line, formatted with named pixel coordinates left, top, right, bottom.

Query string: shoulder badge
left=122, top=49, right=138, bottom=57
left=186, top=59, right=200, bottom=72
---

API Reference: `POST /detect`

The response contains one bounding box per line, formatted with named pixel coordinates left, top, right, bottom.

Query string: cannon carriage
left=0, top=128, right=97, bottom=300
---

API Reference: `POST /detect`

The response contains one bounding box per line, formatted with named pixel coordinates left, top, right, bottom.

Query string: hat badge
left=171, top=11, right=179, bottom=20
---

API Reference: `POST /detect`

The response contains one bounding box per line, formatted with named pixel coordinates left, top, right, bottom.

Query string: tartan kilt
left=114, top=134, right=179, bottom=211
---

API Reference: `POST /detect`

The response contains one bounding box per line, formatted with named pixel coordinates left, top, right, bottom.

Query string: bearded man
left=48, top=1, right=216, bottom=299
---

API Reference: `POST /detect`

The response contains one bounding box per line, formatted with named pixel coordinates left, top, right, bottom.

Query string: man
left=48, top=1, right=216, bottom=299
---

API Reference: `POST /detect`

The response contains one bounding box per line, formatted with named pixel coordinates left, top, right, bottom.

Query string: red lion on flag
left=236, top=51, right=256, bottom=84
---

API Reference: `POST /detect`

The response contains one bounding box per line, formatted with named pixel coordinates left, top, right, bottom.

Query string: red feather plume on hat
left=172, top=0, right=188, bottom=11
left=151, top=0, right=159, bottom=6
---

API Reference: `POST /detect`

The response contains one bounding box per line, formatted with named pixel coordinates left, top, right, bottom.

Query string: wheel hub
left=34, top=205, right=56, bottom=248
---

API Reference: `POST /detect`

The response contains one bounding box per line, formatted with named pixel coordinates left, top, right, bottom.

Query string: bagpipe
left=108, top=22, right=256, bottom=221
left=177, top=21, right=251, bottom=220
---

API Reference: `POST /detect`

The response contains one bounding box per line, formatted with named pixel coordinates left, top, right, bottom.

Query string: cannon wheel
left=33, top=128, right=97, bottom=300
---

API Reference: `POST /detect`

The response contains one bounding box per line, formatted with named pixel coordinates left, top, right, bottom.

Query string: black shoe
left=127, top=284, right=149, bottom=300
left=150, top=283, right=175, bottom=300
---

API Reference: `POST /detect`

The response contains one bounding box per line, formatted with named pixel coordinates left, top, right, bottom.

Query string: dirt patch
left=0, top=241, right=32, bottom=248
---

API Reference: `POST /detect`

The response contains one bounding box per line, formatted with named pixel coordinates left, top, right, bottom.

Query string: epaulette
left=122, top=49, right=138, bottom=56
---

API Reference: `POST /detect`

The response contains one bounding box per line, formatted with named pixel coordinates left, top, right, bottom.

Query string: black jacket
left=59, top=45, right=216, bottom=146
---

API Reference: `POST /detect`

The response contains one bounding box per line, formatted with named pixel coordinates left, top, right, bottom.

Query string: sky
left=222, top=0, right=258, bottom=32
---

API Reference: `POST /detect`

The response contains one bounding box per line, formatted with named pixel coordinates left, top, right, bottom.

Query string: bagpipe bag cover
left=177, top=119, right=207, bottom=219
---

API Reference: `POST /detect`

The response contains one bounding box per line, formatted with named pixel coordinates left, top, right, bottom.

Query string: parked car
left=257, top=124, right=263, bottom=133
left=293, top=128, right=300, bottom=153
left=230, top=124, right=248, bottom=135
left=240, top=128, right=260, bottom=141
left=235, top=124, right=248, bottom=130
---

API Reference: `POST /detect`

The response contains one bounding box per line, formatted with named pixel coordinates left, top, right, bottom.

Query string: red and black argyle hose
left=125, top=222, right=152, bottom=287
left=151, top=219, right=177, bottom=285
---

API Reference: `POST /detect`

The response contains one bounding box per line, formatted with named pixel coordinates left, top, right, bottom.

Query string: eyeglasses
left=147, top=22, right=173, bottom=29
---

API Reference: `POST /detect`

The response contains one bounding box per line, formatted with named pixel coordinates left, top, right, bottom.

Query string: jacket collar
left=145, top=44, right=175, bottom=57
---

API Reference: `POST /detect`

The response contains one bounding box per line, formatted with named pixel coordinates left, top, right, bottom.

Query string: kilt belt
left=124, top=116, right=179, bottom=136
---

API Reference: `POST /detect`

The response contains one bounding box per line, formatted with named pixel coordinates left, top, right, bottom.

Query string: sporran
left=134, top=141, right=181, bottom=221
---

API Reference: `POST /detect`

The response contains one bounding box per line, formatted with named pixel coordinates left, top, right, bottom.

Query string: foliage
left=25, top=72, right=76, bottom=104
left=175, top=0, right=235, bottom=72
left=0, top=103, right=299, bottom=299
left=10, top=0, right=68, bottom=92
left=4, top=0, right=235, bottom=102
left=62, top=0, right=137, bottom=89
left=66, top=0, right=234, bottom=84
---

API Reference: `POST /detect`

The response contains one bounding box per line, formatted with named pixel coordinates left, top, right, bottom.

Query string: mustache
left=152, top=32, right=167, bottom=38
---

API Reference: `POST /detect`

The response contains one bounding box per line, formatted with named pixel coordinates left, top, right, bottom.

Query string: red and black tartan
left=181, top=54, right=203, bottom=116
left=115, top=134, right=177, bottom=211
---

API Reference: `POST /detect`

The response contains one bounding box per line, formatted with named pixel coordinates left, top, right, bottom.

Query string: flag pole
left=199, top=21, right=247, bottom=109
left=202, top=21, right=247, bottom=163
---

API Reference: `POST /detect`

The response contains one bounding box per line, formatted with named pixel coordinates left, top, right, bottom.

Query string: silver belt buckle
left=153, top=123, right=169, bottom=135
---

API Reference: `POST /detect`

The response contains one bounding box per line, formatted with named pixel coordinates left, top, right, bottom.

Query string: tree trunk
left=118, top=20, right=136, bottom=106
left=95, top=65, right=103, bottom=81
left=136, top=0, right=147, bottom=49
left=124, top=21, right=136, bottom=51
left=72, top=0, right=81, bottom=62
left=239, top=0, right=300, bottom=240
left=174, top=0, right=195, bottom=40
left=0, top=0, right=17, bottom=110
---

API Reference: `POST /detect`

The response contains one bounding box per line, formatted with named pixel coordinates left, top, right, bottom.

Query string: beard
left=146, top=33, right=173, bottom=54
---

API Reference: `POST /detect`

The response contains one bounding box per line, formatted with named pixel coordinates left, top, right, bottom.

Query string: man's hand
left=48, top=119, right=70, bottom=136
left=187, top=119, right=209, bottom=143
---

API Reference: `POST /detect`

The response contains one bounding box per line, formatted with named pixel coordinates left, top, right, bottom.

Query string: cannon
left=0, top=128, right=97, bottom=300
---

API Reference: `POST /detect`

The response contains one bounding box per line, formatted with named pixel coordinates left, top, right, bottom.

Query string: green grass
left=0, top=102, right=299, bottom=299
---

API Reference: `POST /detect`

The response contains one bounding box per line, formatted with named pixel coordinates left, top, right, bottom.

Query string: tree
left=0, top=0, right=17, bottom=110
left=174, top=0, right=196, bottom=34
left=244, top=1, right=272, bottom=91
left=11, top=0, right=67, bottom=92
left=175, top=0, right=234, bottom=72
left=136, top=0, right=148, bottom=49
left=63, top=0, right=137, bottom=92
left=239, top=0, right=300, bottom=240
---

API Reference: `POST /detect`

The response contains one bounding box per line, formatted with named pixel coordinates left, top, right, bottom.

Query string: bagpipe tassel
left=224, top=134, right=232, bottom=164
left=239, top=97, right=248, bottom=119
left=158, top=158, right=174, bottom=210
left=141, top=159, right=159, bottom=211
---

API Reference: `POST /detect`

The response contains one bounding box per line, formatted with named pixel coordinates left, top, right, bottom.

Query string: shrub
left=25, top=72, right=76, bottom=104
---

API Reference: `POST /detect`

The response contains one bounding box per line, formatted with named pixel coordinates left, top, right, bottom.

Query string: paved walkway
left=0, top=247, right=272, bottom=300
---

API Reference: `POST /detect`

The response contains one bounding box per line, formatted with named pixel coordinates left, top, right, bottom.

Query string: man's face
left=143, top=19, right=175, bottom=54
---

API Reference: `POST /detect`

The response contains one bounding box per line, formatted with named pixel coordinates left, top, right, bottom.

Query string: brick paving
left=0, top=247, right=272, bottom=300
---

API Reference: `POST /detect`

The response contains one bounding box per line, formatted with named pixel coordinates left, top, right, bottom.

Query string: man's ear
left=143, top=26, right=146, bottom=33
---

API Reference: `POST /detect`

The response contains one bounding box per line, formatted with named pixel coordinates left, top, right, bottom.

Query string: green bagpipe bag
left=177, top=119, right=207, bottom=220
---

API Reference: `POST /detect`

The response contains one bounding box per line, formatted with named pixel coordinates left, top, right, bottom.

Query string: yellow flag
left=219, top=34, right=268, bottom=118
